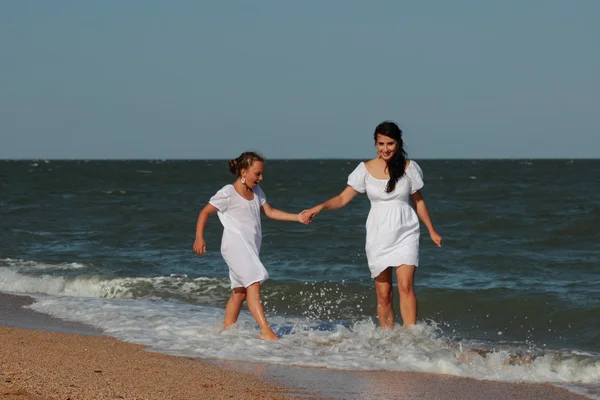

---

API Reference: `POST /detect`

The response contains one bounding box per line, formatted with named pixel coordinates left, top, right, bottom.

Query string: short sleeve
left=407, top=161, right=424, bottom=194
left=254, top=185, right=267, bottom=206
left=347, top=163, right=367, bottom=193
left=209, top=186, right=231, bottom=212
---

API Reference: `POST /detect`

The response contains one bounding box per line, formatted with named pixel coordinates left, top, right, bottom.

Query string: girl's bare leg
left=245, top=282, right=278, bottom=341
left=374, top=268, right=395, bottom=329
left=396, top=265, right=417, bottom=326
left=223, top=287, right=246, bottom=329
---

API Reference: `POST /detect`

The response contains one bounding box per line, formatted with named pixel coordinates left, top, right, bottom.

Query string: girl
left=193, top=151, right=309, bottom=341
left=304, top=121, right=442, bottom=329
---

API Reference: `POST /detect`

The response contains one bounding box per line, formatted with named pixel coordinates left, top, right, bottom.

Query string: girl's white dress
left=209, top=184, right=268, bottom=289
left=347, top=161, right=424, bottom=278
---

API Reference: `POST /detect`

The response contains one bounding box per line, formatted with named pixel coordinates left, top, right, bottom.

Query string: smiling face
left=240, top=161, right=264, bottom=188
left=375, top=134, right=399, bottom=162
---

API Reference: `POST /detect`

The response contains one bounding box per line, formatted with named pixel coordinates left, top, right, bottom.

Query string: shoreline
left=0, top=326, right=305, bottom=400
left=0, top=292, right=592, bottom=400
left=0, top=292, right=310, bottom=400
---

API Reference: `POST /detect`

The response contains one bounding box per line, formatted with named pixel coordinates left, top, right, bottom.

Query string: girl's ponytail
left=228, top=159, right=238, bottom=175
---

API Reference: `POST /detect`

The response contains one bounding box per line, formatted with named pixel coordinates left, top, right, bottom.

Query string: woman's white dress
left=209, top=184, right=269, bottom=289
left=347, top=161, right=424, bottom=278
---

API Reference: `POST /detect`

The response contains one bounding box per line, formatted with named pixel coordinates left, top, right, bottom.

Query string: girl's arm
left=410, top=191, right=442, bottom=247
left=304, top=186, right=359, bottom=220
left=261, top=202, right=310, bottom=224
left=193, top=203, right=218, bottom=256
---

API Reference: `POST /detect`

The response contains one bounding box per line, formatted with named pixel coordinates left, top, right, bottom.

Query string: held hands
left=430, top=231, right=443, bottom=247
left=298, top=205, right=323, bottom=224
left=300, top=205, right=322, bottom=223
left=297, top=211, right=312, bottom=225
left=193, top=237, right=207, bottom=256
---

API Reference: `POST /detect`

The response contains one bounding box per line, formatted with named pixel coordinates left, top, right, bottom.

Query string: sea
left=1, top=159, right=599, bottom=397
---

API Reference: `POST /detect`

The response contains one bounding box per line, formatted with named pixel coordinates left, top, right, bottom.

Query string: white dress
left=209, top=184, right=269, bottom=289
left=347, top=161, right=425, bottom=278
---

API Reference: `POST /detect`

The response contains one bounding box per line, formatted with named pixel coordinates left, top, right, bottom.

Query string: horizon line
left=1, top=157, right=598, bottom=161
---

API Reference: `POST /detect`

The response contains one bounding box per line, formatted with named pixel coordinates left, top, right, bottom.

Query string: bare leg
left=396, top=265, right=417, bottom=326
left=223, top=287, right=246, bottom=329
left=374, top=268, right=394, bottom=330
left=245, top=282, right=278, bottom=341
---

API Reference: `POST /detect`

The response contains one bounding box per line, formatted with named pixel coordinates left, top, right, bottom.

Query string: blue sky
left=2, top=1, right=599, bottom=159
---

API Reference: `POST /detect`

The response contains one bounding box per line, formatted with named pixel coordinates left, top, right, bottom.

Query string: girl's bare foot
left=259, top=329, right=279, bottom=341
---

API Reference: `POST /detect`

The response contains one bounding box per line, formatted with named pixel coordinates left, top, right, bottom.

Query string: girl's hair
left=228, top=151, right=265, bottom=176
left=373, top=121, right=408, bottom=193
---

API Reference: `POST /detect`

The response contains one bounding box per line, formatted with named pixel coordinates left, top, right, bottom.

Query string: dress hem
left=230, top=275, right=269, bottom=290
left=370, top=260, right=419, bottom=278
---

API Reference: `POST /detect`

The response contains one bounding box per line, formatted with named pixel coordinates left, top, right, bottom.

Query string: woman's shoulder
left=360, top=158, right=383, bottom=173
left=406, top=159, right=421, bottom=170
left=405, top=160, right=423, bottom=177
left=350, top=160, right=368, bottom=174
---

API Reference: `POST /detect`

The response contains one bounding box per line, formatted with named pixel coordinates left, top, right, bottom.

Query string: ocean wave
left=26, top=295, right=600, bottom=389
left=1, top=258, right=88, bottom=271
left=0, top=266, right=230, bottom=302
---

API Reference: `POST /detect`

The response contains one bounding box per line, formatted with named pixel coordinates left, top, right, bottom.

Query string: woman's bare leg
left=245, top=282, right=278, bottom=341
left=374, top=268, right=395, bottom=329
left=396, top=265, right=417, bottom=326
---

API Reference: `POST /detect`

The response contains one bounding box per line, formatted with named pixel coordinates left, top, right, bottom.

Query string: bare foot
left=259, top=329, right=279, bottom=341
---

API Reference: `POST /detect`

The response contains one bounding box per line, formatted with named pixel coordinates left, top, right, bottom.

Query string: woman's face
left=241, top=161, right=264, bottom=188
left=375, top=134, right=398, bottom=162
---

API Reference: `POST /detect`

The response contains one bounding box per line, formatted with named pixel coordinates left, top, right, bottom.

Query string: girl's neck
left=234, top=180, right=253, bottom=192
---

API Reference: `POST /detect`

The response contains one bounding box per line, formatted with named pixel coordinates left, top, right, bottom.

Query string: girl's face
left=241, top=161, right=264, bottom=188
left=375, top=134, right=398, bottom=162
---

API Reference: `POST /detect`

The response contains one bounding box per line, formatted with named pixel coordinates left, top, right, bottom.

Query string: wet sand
left=0, top=292, right=590, bottom=400
left=0, top=293, right=305, bottom=400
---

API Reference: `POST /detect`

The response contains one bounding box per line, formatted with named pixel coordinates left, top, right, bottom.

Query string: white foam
left=1, top=258, right=88, bottom=271
left=2, top=260, right=598, bottom=395
left=0, top=268, right=132, bottom=298
left=0, top=265, right=229, bottom=301
left=27, top=295, right=600, bottom=391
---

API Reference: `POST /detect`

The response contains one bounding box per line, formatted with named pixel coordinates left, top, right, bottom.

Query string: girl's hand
left=430, top=231, right=442, bottom=247
left=193, top=238, right=207, bottom=256
left=302, top=205, right=322, bottom=222
left=298, top=211, right=311, bottom=224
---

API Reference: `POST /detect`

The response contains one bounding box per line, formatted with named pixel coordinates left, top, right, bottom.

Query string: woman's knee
left=396, top=265, right=416, bottom=296
left=397, top=279, right=414, bottom=296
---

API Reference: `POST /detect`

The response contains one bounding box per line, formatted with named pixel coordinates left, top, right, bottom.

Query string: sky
left=1, top=1, right=599, bottom=159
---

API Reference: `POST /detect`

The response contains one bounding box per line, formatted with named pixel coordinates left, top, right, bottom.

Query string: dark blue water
left=1, top=159, right=599, bottom=390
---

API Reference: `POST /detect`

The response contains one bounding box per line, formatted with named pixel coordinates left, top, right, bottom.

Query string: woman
left=304, top=121, right=442, bottom=328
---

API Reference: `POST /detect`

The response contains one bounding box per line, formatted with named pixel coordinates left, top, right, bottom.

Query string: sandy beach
left=0, top=292, right=591, bottom=400
left=0, top=293, right=303, bottom=400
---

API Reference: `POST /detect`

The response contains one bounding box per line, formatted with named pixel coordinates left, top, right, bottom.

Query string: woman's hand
left=301, top=205, right=323, bottom=222
left=297, top=211, right=311, bottom=224
left=193, top=237, right=207, bottom=256
left=430, top=231, right=442, bottom=247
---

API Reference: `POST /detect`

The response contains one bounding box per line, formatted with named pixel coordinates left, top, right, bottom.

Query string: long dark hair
left=373, top=121, right=408, bottom=193
left=228, top=151, right=265, bottom=176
